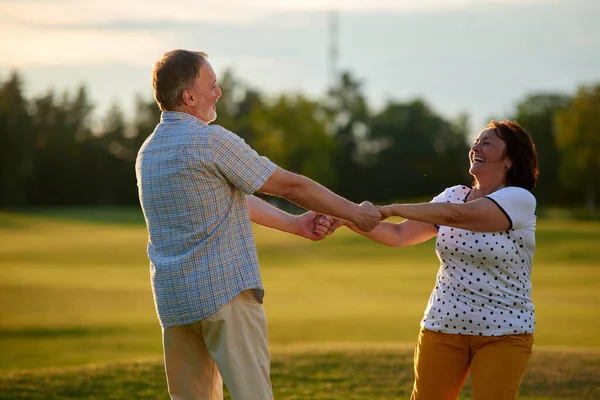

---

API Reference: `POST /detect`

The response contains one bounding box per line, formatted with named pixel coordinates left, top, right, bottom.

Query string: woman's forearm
left=382, top=203, right=461, bottom=226
left=346, top=218, right=437, bottom=247
left=379, top=199, right=510, bottom=232
left=246, top=195, right=298, bottom=235
left=346, top=221, right=403, bottom=247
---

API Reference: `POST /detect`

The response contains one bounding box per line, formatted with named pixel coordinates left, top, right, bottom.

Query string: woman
left=340, top=120, right=539, bottom=399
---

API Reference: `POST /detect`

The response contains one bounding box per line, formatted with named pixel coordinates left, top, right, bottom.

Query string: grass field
left=1, top=209, right=600, bottom=399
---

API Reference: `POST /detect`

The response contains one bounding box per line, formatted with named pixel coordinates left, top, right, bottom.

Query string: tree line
left=1, top=70, right=598, bottom=213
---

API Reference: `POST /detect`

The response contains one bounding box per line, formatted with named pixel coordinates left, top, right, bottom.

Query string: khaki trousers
left=411, top=327, right=533, bottom=400
left=162, top=290, right=273, bottom=400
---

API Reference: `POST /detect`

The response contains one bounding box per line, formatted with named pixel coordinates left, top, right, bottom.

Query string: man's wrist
left=346, top=203, right=362, bottom=226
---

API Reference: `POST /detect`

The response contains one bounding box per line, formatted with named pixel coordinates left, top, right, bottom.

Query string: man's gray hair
left=152, top=50, right=208, bottom=111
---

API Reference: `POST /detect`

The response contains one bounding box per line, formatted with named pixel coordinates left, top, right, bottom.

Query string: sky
left=1, top=0, right=599, bottom=133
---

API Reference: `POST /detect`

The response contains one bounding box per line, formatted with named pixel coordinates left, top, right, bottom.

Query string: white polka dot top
left=422, top=185, right=537, bottom=336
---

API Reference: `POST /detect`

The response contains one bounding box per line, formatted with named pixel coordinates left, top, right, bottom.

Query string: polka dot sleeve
left=486, top=187, right=536, bottom=230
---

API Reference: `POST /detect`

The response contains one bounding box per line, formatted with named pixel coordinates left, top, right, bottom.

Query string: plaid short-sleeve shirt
left=135, top=111, right=277, bottom=327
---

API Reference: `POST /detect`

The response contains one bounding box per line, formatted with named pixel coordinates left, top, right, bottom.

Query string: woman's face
left=469, top=128, right=511, bottom=179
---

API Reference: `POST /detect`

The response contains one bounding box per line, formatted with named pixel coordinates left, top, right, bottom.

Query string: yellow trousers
left=411, top=328, right=533, bottom=400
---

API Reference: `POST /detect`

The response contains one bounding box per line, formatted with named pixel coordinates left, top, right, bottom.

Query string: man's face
left=187, top=61, right=222, bottom=123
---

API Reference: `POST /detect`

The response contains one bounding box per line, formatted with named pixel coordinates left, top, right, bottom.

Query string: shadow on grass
left=0, top=327, right=126, bottom=339
left=0, top=207, right=146, bottom=226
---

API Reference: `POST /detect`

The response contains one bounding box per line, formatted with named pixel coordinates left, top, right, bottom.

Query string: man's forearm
left=284, top=175, right=359, bottom=222
left=246, top=195, right=298, bottom=235
left=258, top=167, right=380, bottom=232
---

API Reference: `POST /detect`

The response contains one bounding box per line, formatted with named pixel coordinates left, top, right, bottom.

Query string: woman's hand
left=377, top=205, right=394, bottom=220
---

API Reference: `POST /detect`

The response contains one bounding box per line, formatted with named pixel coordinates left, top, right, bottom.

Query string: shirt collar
left=161, top=111, right=208, bottom=126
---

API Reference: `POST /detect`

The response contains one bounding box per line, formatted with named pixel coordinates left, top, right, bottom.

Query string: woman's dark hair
left=482, top=120, right=539, bottom=191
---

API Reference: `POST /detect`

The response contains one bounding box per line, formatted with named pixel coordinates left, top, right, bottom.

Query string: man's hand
left=327, top=218, right=347, bottom=235
left=349, top=201, right=381, bottom=232
left=377, top=205, right=394, bottom=220
left=296, top=212, right=334, bottom=241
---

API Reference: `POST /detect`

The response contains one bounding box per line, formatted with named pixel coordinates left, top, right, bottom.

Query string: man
left=135, top=49, right=380, bottom=400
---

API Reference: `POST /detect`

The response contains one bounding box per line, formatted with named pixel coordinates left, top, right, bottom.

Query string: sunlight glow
left=0, top=23, right=172, bottom=67
left=0, top=0, right=553, bottom=67
left=1, top=0, right=537, bottom=27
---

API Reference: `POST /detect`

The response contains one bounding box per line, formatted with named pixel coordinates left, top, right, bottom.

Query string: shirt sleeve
left=430, top=185, right=468, bottom=204
left=210, top=127, right=277, bottom=194
left=430, top=187, right=453, bottom=229
left=486, top=187, right=536, bottom=230
left=431, top=189, right=448, bottom=203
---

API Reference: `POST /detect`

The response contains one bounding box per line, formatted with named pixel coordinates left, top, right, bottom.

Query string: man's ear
left=181, top=89, right=194, bottom=106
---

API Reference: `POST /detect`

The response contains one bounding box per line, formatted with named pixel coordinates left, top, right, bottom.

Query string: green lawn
left=1, top=210, right=599, bottom=398
left=2, top=348, right=599, bottom=400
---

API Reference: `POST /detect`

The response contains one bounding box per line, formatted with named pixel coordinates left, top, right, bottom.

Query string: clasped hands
left=299, top=201, right=394, bottom=241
